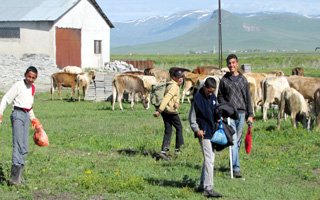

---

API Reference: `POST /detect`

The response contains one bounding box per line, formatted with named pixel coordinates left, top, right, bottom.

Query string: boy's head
left=169, top=68, right=184, bottom=85
left=203, top=77, right=216, bottom=97
left=226, top=54, right=239, bottom=74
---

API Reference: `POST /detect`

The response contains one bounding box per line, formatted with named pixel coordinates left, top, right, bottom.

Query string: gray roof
left=0, top=0, right=114, bottom=27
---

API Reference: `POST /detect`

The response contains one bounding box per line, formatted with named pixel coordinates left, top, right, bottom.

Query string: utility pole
left=218, top=0, right=223, bottom=69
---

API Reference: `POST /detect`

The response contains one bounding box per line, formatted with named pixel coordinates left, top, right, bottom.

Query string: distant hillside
left=111, top=10, right=211, bottom=47
left=111, top=10, right=320, bottom=54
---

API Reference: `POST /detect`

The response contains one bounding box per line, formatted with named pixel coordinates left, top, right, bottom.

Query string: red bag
left=244, top=124, right=252, bottom=154
left=32, top=119, right=49, bottom=147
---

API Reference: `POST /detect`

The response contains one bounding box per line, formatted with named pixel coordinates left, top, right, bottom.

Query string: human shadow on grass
left=145, top=175, right=197, bottom=189
left=0, top=165, right=7, bottom=185
left=116, top=148, right=160, bottom=159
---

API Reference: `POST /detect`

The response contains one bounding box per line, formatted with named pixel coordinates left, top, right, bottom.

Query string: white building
left=0, top=0, right=114, bottom=69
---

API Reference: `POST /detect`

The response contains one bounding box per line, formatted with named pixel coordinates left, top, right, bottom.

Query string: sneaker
left=203, top=189, right=223, bottom=198
left=233, top=171, right=242, bottom=178
left=158, top=152, right=171, bottom=161
left=174, top=149, right=181, bottom=156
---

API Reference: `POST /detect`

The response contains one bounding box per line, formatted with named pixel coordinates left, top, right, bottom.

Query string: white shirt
left=0, top=80, right=35, bottom=119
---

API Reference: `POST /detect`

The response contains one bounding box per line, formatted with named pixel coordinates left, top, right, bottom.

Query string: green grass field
left=0, top=53, right=319, bottom=199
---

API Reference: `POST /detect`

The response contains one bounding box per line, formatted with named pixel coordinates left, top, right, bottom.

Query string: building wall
left=0, top=21, right=55, bottom=57
left=55, top=0, right=111, bottom=68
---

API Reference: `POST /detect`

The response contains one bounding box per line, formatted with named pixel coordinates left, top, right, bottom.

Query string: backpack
left=150, top=81, right=170, bottom=107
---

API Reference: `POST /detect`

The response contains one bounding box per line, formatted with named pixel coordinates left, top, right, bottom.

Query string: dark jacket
left=190, top=88, right=218, bottom=139
left=218, top=72, right=253, bottom=119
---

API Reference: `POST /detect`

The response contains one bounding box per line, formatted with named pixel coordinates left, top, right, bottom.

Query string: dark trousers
left=160, top=112, right=184, bottom=151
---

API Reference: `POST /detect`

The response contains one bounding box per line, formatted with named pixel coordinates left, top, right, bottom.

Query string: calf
left=112, top=74, right=149, bottom=111
left=277, top=87, right=310, bottom=130
left=51, top=72, right=78, bottom=100
left=76, top=70, right=96, bottom=101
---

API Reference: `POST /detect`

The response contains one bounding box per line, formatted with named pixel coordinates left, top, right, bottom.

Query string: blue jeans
left=229, top=112, right=245, bottom=173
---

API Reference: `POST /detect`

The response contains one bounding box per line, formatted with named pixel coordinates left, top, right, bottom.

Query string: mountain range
left=110, top=10, right=320, bottom=54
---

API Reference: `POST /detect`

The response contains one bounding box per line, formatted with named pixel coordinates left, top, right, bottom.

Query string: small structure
left=241, top=64, right=251, bottom=73
left=0, top=0, right=114, bottom=69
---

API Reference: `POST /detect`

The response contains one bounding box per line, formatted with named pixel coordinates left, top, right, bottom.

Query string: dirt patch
left=33, top=191, right=78, bottom=200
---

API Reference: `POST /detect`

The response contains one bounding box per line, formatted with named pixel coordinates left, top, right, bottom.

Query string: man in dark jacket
left=217, top=54, right=254, bottom=178
left=189, top=77, right=222, bottom=198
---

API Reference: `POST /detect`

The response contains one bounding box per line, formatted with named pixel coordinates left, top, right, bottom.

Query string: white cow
left=262, top=76, right=290, bottom=121
left=76, top=70, right=96, bottom=101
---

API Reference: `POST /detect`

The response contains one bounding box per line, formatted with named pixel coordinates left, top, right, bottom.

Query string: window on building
left=94, top=40, right=102, bottom=54
left=0, top=27, right=20, bottom=38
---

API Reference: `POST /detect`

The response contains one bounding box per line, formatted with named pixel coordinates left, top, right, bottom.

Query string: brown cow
left=291, top=67, right=304, bottom=76
left=286, top=76, right=320, bottom=102
left=181, top=72, right=208, bottom=103
left=51, top=72, right=78, bottom=100
left=192, top=66, right=223, bottom=75
left=112, top=74, right=149, bottom=111
left=144, top=68, right=170, bottom=82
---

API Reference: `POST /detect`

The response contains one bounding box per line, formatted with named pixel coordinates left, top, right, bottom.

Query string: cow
left=245, top=72, right=285, bottom=112
left=51, top=72, right=78, bottom=100
left=314, top=88, right=320, bottom=130
left=262, top=76, right=290, bottom=121
left=112, top=74, right=149, bottom=111
left=76, top=70, right=96, bottom=101
left=181, top=72, right=207, bottom=103
left=144, top=68, right=170, bottom=82
left=277, top=87, right=311, bottom=130
left=137, top=75, right=158, bottom=109
left=62, top=66, right=83, bottom=74
left=243, top=74, right=257, bottom=115
left=122, top=71, right=145, bottom=76
left=286, top=76, right=320, bottom=102
left=291, top=67, right=304, bottom=76
left=192, top=66, right=224, bottom=75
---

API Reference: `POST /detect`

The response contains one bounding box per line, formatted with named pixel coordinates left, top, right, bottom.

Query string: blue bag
left=211, top=118, right=228, bottom=145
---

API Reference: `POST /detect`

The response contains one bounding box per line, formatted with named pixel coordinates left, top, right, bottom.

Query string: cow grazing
left=76, top=70, right=96, bottom=101
left=277, top=87, right=310, bottom=130
left=51, top=72, right=78, bottom=100
left=112, top=74, right=149, bottom=111
left=262, top=76, right=290, bottom=121
left=62, top=66, right=83, bottom=74
left=291, top=67, right=304, bottom=76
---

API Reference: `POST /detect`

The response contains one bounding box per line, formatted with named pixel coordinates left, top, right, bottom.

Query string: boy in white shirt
left=0, top=66, right=38, bottom=185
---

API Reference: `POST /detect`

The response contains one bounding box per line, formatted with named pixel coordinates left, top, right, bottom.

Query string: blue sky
left=96, top=0, right=320, bottom=22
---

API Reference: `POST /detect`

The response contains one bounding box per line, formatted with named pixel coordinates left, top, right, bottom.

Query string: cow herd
left=52, top=65, right=320, bottom=130
left=50, top=66, right=96, bottom=101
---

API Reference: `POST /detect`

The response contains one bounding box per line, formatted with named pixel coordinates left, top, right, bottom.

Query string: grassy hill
left=111, top=11, right=320, bottom=54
